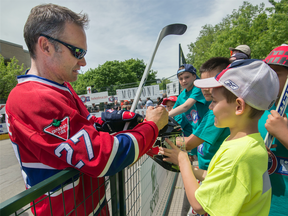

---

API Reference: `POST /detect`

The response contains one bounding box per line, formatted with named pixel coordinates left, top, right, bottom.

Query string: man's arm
left=169, top=98, right=196, bottom=117
left=6, top=84, right=168, bottom=179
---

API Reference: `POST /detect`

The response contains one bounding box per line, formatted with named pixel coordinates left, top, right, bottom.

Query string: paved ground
left=0, top=138, right=187, bottom=216
left=0, top=139, right=26, bottom=203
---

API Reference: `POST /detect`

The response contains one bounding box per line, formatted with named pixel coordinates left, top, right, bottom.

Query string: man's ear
left=235, top=98, right=245, bottom=115
left=37, top=36, right=53, bottom=56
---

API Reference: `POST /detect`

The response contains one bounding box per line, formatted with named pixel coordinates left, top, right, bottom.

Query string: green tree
left=71, top=58, right=157, bottom=95
left=158, top=78, right=171, bottom=90
left=0, top=55, right=24, bottom=101
left=186, top=0, right=288, bottom=72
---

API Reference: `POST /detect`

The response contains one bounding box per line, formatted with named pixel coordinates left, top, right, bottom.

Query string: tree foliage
left=0, top=55, right=24, bottom=101
left=186, top=0, right=288, bottom=72
left=71, top=58, right=157, bottom=95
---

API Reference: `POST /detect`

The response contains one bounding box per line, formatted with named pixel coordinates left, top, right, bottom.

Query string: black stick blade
left=159, top=23, right=187, bottom=40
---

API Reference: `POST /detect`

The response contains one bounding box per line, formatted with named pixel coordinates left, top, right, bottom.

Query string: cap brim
left=162, top=98, right=168, bottom=105
left=229, top=47, right=235, bottom=51
left=194, top=77, right=223, bottom=89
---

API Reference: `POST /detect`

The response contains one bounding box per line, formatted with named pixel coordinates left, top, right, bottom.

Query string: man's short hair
left=199, top=57, right=230, bottom=74
left=220, top=87, right=264, bottom=119
left=24, top=4, right=89, bottom=59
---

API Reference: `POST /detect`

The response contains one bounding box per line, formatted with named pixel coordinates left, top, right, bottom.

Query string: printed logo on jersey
left=198, top=144, right=204, bottom=156
left=268, top=153, right=288, bottom=176
left=44, top=117, right=70, bottom=141
left=268, top=149, right=277, bottom=175
left=186, top=110, right=200, bottom=123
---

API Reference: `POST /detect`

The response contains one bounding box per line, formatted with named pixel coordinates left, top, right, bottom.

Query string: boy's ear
left=235, top=98, right=245, bottom=115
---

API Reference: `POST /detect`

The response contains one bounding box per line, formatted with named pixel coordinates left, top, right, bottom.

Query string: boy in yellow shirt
left=160, top=59, right=278, bottom=216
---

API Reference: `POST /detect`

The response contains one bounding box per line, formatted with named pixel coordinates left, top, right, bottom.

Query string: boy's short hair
left=199, top=57, right=230, bottom=74
left=194, top=59, right=279, bottom=111
left=221, top=87, right=264, bottom=119
left=177, top=64, right=197, bottom=77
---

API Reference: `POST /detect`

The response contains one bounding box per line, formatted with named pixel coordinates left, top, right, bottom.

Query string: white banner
left=0, top=104, right=5, bottom=115
left=78, top=92, right=109, bottom=105
left=166, top=82, right=179, bottom=97
left=141, top=158, right=176, bottom=215
left=116, top=85, right=160, bottom=101
left=0, top=123, right=7, bottom=134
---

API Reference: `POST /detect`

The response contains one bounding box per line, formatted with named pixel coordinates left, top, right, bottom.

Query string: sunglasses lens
left=74, top=48, right=86, bottom=59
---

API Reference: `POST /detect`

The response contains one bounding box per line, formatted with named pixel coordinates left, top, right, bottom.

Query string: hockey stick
left=123, top=23, right=187, bottom=130
left=265, top=75, right=288, bottom=148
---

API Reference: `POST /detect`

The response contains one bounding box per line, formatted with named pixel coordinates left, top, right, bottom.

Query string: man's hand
left=145, top=106, right=168, bottom=131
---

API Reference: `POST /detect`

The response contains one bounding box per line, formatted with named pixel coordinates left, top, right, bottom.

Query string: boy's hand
left=159, top=138, right=188, bottom=166
left=265, top=110, right=288, bottom=137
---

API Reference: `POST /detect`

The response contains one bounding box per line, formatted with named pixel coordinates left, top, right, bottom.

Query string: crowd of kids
left=159, top=44, right=288, bottom=216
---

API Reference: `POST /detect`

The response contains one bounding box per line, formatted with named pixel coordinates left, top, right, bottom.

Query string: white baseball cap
left=229, top=45, right=251, bottom=57
left=194, top=59, right=279, bottom=110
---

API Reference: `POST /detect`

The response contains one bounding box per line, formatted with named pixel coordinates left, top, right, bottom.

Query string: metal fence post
left=118, top=170, right=126, bottom=216
left=109, top=174, right=119, bottom=216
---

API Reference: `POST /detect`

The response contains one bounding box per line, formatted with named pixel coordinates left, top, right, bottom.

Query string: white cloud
left=0, top=0, right=271, bottom=79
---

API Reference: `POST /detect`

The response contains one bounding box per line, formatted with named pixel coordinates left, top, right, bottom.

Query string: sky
left=0, top=0, right=272, bottom=79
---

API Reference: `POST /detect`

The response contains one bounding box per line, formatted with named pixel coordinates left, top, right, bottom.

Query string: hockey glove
left=100, top=109, right=144, bottom=133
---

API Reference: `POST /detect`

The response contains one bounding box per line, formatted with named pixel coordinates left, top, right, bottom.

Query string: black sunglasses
left=40, top=34, right=87, bottom=59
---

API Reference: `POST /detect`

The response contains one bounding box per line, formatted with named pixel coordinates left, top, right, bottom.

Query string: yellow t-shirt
left=195, top=133, right=271, bottom=216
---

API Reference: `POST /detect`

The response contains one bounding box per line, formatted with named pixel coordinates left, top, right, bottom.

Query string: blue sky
left=0, top=0, right=271, bottom=79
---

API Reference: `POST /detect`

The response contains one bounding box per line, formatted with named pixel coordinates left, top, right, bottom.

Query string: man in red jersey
left=5, top=4, right=168, bottom=215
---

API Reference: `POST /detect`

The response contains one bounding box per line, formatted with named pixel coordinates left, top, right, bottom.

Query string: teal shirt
left=258, top=104, right=288, bottom=216
left=174, top=86, right=209, bottom=155
left=194, top=110, right=230, bottom=170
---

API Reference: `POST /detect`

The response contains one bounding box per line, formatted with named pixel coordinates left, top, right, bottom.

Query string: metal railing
left=0, top=155, right=177, bottom=216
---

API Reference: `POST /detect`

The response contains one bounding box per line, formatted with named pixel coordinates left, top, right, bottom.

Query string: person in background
left=137, top=98, right=143, bottom=109
left=229, top=44, right=251, bottom=59
left=170, top=64, right=209, bottom=157
left=259, top=44, right=288, bottom=216
left=156, top=97, right=161, bottom=104
left=144, top=97, right=154, bottom=108
left=5, top=4, right=168, bottom=215
left=229, top=52, right=249, bottom=63
left=113, top=99, right=120, bottom=110
left=162, top=96, right=177, bottom=112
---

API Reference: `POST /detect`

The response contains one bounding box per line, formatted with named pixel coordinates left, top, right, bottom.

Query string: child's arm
left=159, top=139, right=206, bottom=215
left=265, top=110, right=288, bottom=150
left=169, top=98, right=196, bottom=117
left=192, top=165, right=207, bottom=181
left=177, top=134, right=204, bottom=151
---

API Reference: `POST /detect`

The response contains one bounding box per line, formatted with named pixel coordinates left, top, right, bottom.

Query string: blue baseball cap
left=177, top=64, right=197, bottom=76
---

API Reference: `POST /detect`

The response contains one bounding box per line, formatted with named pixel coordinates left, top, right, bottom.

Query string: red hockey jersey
left=5, top=74, right=158, bottom=215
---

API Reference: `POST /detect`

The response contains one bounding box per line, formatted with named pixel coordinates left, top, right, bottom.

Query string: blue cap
left=177, top=64, right=197, bottom=76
